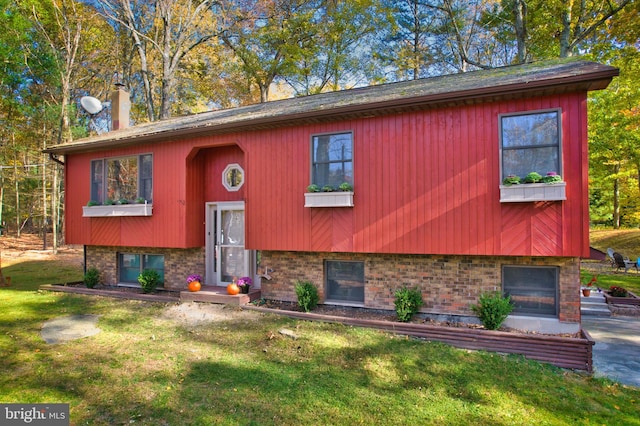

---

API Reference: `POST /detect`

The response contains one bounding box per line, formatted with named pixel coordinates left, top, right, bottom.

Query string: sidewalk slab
left=581, top=316, right=640, bottom=388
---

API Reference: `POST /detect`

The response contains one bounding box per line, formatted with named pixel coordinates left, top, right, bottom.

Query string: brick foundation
left=86, top=246, right=205, bottom=290
left=259, top=251, right=581, bottom=324
left=84, top=246, right=581, bottom=325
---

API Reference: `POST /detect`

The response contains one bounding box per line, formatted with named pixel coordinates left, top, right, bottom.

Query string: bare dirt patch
left=0, top=233, right=83, bottom=268
left=162, top=302, right=261, bottom=326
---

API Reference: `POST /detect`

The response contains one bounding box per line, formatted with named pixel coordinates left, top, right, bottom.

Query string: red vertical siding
left=65, top=92, right=590, bottom=257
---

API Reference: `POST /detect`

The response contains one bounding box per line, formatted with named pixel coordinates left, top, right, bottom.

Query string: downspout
left=49, top=153, right=65, bottom=166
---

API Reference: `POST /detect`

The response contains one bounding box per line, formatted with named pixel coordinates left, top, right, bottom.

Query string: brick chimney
left=111, top=85, right=130, bottom=130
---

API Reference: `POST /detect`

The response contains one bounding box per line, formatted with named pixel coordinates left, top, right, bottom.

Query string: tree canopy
left=0, top=0, right=638, bottom=237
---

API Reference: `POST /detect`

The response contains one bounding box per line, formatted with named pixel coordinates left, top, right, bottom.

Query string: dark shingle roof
left=46, top=58, right=617, bottom=154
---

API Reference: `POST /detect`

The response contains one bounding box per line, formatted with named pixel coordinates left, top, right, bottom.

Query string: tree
left=96, top=0, right=221, bottom=120
left=588, top=46, right=640, bottom=228
left=219, top=0, right=319, bottom=102
left=284, top=0, right=391, bottom=94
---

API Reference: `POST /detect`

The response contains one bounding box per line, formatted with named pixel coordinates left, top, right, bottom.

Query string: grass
left=1, top=254, right=639, bottom=424
left=588, top=228, right=640, bottom=295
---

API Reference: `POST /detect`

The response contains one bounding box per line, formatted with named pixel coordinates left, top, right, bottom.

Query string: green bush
left=138, top=269, right=161, bottom=294
left=394, top=287, right=423, bottom=322
left=83, top=267, right=101, bottom=289
left=502, top=175, right=521, bottom=185
left=295, top=281, right=319, bottom=312
left=471, top=291, right=514, bottom=330
left=338, top=182, right=353, bottom=192
left=524, top=172, right=542, bottom=183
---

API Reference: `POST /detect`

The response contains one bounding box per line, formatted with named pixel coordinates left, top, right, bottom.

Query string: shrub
left=523, top=172, right=542, bottom=183
left=394, top=287, right=423, bottom=322
left=471, top=291, right=514, bottom=330
left=138, top=269, right=161, bottom=293
left=541, top=172, right=562, bottom=183
left=338, top=182, right=353, bottom=192
left=83, top=267, right=101, bottom=289
left=295, top=281, right=319, bottom=312
left=502, top=175, right=521, bottom=186
left=609, top=286, right=629, bottom=297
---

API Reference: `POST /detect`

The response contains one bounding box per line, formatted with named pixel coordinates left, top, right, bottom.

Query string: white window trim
left=90, top=153, right=153, bottom=204
left=222, top=163, right=244, bottom=192
left=498, top=109, right=562, bottom=180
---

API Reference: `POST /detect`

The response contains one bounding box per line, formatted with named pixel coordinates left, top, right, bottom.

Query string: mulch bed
left=41, top=283, right=180, bottom=303
left=252, top=299, right=581, bottom=338
left=245, top=300, right=594, bottom=372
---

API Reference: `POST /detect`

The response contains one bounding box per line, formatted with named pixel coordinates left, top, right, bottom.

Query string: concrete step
left=581, top=291, right=611, bottom=317
left=581, top=306, right=612, bottom=317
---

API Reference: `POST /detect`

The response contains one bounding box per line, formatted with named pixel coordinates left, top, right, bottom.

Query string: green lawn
left=1, top=257, right=639, bottom=425
left=588, top=228, right=640, bottom=295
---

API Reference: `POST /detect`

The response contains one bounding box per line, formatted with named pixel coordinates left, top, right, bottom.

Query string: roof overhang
left=45, top=59, right=619, bottom=155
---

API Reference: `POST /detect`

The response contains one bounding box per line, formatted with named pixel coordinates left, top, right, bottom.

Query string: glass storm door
left=219, top=207, right=245, bottom=283
left=206, top=202, right=252, bottom=286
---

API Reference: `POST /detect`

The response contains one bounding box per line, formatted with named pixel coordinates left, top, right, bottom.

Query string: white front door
left=206, top=202, right=253, bottom=286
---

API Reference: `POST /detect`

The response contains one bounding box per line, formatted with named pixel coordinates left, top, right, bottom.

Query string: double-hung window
left=312, top=132, right=353, bottom=189
left=91, top=154, right=153, bottom=203
left=500, top=110, right=561, bottom=180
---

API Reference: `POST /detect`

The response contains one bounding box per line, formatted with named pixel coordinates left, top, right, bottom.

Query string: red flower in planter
left=582, top=275, right=597, bottom=287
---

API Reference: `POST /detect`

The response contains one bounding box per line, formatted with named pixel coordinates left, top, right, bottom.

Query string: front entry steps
left=180, top=285, right=261, bottom=305
left=581, top=291, right=611, bottom=317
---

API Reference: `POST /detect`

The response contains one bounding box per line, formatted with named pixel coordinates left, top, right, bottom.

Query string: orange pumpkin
left=188, top=281, right=201, bottom=292
left=227, top=283, right=240, bottom=295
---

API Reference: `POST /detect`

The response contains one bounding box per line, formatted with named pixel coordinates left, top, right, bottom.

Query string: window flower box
left=499, top=182, right=566, bottom=203
left=304, top=192, right=354, bottom=208
left=83, top=203, right=153, bottom=217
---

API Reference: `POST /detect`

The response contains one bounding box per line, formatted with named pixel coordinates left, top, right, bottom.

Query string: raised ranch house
left=46, top=59, right=618, bottom=334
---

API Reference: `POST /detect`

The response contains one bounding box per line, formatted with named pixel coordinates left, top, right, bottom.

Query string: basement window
left=503, top=265, right=558, bottom=317
left=325, top=260, right=364, bottom=305
left=119, top=253, right=165, bottom=286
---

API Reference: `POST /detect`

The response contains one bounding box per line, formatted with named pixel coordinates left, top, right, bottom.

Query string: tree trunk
left=119, top=0, right=156, bottom=121
left=12, top=132, right=20, bottom=237
left=0, top=173, right=4, bottom=235
left=613, top=163, right=620, bottom=229
left=42, top=153, right=47, bottom=250
left=559, top=2, right=573, bottom=57
left=513, top=0, right=528, bottom=63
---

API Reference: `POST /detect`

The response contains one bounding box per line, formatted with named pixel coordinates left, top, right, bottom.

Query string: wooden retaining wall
left=604, top=290, right=640, bottom=306
left=247, top=306, right=595, bottom=372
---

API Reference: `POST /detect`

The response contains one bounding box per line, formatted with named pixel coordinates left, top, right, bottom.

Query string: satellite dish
left=80, top=96, right=103, bottom=115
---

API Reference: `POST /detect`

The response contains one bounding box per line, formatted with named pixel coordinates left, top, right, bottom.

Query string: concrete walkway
left=582, top=315, right=640, bottom=388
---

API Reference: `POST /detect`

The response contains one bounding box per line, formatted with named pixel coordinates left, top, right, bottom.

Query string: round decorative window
left=222, top=163, right=244, bottom=192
